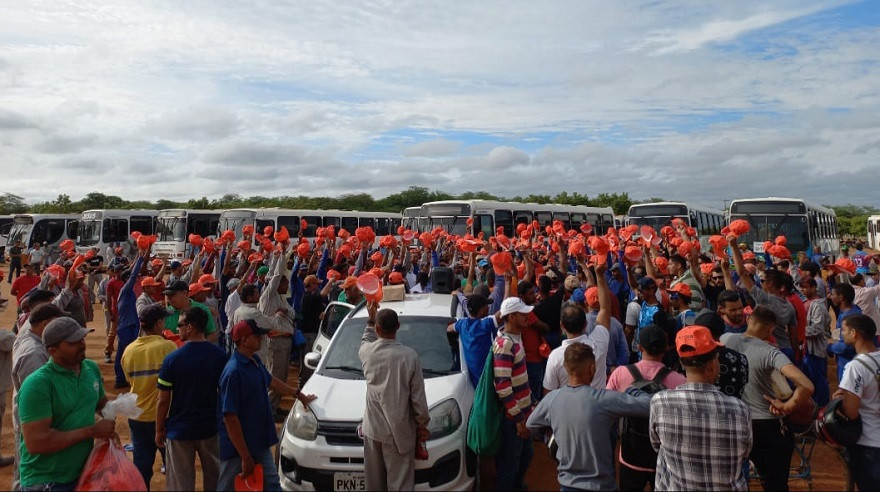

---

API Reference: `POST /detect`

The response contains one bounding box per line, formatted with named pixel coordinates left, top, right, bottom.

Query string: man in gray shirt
left=526, top=342, right=651, bottom=491
left=720, top=305, right=813, bottom=492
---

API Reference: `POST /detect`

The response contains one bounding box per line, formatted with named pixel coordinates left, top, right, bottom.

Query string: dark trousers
left=846, top=444, right=880, bottom=491
left=495, top=418, right=533, bottom=491
left=750, top=419, right=794, bottom=491
left=8, top=259, right=21, bottom=282
left=114, top=324, right=138, bottom=387
left=802, top=354, right=830, bottom=407
left=525, top=361, right=546, bottom=403
left=129, top=419, right=165, bottom=490
left=618, top=465, right=654, bottom=491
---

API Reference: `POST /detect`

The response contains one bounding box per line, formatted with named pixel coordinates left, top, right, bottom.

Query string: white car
left=278, top=293, right=477, bottom=491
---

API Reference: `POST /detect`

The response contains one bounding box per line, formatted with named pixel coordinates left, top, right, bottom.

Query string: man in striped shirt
left=493, top=296, right=535, bottom=491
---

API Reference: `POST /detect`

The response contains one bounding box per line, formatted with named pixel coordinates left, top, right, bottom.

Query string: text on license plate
left=334, top=472, right=366, bottom=491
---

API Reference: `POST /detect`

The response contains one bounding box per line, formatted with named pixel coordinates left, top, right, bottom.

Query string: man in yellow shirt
left=121, top=304, right=177, bottom=489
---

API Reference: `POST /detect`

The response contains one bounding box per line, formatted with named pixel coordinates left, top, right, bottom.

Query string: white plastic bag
left=101, top=393, right=143, bottom=420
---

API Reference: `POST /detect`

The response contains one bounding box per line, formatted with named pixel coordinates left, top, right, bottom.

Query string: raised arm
left=595, top=262, right=612, bottom=331
left=729, top=236, right=755, bottom=291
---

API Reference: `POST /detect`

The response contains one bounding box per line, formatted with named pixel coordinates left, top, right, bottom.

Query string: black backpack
left=619, top=364, right=671, bottom=470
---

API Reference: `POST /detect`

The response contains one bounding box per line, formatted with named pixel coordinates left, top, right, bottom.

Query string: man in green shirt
left=18, top=317, right=116, bottom=491
left=162, top=280, right=218, bottom=342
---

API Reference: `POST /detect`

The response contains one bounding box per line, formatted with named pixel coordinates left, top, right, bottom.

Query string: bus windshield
left=77, top=219, right=102, bottom=247
left=157, top=216, right=186, bottom=241
left=729, top=214, right=809, bottom=254
left=430, top=217, right=469, bottom=235
left=628, top=216, right=687, bottom=231
left=8, top=222, right=33, bottom=245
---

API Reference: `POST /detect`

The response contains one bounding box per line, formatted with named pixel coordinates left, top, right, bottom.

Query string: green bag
left=466, top=350, right=504, bottom=456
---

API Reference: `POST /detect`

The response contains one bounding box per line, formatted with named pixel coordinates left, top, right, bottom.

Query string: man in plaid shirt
left=650, top=326, right=752, bottom=491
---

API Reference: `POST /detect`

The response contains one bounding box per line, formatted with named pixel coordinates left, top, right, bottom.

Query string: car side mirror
left=304, top=352, right=321, bottom=370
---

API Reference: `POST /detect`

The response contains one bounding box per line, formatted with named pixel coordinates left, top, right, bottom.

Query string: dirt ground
left=0, top=263, right=852, bottom=491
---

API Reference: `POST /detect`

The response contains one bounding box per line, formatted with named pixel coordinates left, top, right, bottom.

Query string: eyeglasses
left=669, top=293, right=680, bottom=300
left=711, top=276, right=723, bottom=281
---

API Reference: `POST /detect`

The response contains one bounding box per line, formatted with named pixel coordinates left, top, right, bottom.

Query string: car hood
left=305, top=372, right=473, bottom=422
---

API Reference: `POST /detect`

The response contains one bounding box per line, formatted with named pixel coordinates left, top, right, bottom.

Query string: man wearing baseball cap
left=162, top=280, right=218, bottom=343
left=18, top=317, right=116, bottom=490
left=217, top=319, right=316, bottom=491
left=137, top=276, right=163, bottom=316
left=447, top=294, right=501, bottom=387
left=650, top=326, right=751, bottom=491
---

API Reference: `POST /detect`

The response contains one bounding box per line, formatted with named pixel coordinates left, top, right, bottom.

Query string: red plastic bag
left=76, top=438, right=147, bottom=491
left=235, top=464, right=264, bottom=491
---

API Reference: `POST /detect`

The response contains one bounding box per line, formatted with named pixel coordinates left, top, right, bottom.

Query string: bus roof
left=13, top=213, right=81, bottom=220
left=220, top=208, right=399, bottom=217
left=728, top=197, right=835, bottom=216
left=422, top=199, right=614, bottom=215
left=628, top=201, right=724, bottom=215
left=157, top=209, right=222, bottom=215
left=80, top=209, right=158, bottom=216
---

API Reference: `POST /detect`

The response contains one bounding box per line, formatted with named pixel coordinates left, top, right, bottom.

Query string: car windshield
left=77, top=219, right=102, bottom=247
left=319, top=316, right=460, bottom=380
left=157, top=216, right=186, bottom=241
left=730, top=214, right=809, bottom=254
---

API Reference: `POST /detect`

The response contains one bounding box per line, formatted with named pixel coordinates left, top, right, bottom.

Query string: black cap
left=638, top=324, right=667, bottom=355
left=637, top=276, right=657, bottom=290
left=466, top=294, right=492, bottom=315
left=162, top=280, right=189, bottom=295
left=139, top=304, right=170, bottom=329
left=694, top=311, right=725, bottom=340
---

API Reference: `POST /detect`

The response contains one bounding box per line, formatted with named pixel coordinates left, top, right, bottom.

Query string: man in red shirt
left=10, top=264, right=40, bottom=306
left=516, top=280, right=550, bottom=402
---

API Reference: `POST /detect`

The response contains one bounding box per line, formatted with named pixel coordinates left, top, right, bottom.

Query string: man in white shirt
left=835, top=313, right=880, bottom=490
left=543, top=262, right=612, bottom=391
left=852, top=274, right=880, bottom=331
left=27, top=244, right=45, bottom=273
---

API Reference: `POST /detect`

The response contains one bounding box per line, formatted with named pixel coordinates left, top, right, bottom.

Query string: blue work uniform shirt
left=454, top=315, right=499, bottom=387
left=217, top=351, right=277, bottom=460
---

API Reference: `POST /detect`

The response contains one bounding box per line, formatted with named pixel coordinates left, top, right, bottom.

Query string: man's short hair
left=516, top=280, right=535, bottom=298
left=376, top=308, right=400, bottom=333
left=750, top=305, right=777, bottom=327
left=763, top=269, right=783, bottom=288
left=563, top=342, right=595, bottom=375
left=851, top=274, right=864, bottom=286
left=844, top=313, right=877, bottom=340
left=694, top=312, right=725, bottom=340
left=25, top=289, right=56, bottom=306
left=669, top=254, right=687, bottom=270
left=239, top=283, right=258, bottom=301
left=29, top=303, right=64, bottom=325
left=680, top=349, right=718, bottom=368
left=833, top=283, right=856, bottom=304
left=799, top=277, right=817, bottom=288
left=717, top=290, right=741, bottom=306
left=180, top=306, right=208, bottom=333
left=560, top=305, right=586, bottom=335
left=800, top=261, right=819, bottom=277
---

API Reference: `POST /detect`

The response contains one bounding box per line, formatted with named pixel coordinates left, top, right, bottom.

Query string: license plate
left=753, top=242, right=765, bottom=253
left=333, top=472, right=366, bottom=491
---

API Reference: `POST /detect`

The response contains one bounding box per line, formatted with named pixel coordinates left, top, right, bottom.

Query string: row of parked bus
left=0, top=196, right=852, bottom=262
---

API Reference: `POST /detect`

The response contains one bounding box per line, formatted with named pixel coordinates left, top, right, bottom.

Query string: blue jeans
left=525, top=361, right=546, bottom=403
left=495, top=418, right=533, bottom=491
left=780, top=346, right=795, bottom=363
left=114, top=324, right=138, bottom=387
left=846, top=444, right=880, bottom=491
left=19, top=481, right=77, bottom=491
left=801, top=354, right=830, bottom=407
left=129, top=419, right=165, bottom=490
left=837, top=355, right=852, bottom=383
left=218, top=447, right=281, bottom=492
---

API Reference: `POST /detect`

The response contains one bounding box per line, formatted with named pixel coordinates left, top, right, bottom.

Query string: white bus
left=6, top=214, right=79, bottom=261
left=626, top=202, right=726, bottom=249
left=153, top=209, right=222, bottom=259
left=216, top=208, right=401, bottom=245
left=727, top=197, right=839, bottom=258
left=402, top=206, right=422, bottom=232
left=867, top=215, right=880, bottom=251
left=75, top=209, right=158, bottom=255
left=419, top=200, right=615, bottom=237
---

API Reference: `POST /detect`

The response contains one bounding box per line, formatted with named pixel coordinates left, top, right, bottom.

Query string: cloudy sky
left=1, top=1, right=878, bottom=209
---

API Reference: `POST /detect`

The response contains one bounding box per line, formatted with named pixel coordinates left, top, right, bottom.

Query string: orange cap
left=676, top=325, right=723, bottom=358
left=668, top=282, right=692, bottom=298
left=341, top=276, right=358, bottom=289
left=141, top=277, right=162, bottom=288
left=198, top=274, right=217, bottom=285
left=188, top=282, right=211, bottom=296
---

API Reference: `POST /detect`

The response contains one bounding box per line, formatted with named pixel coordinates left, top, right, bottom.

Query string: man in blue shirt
left=217, top=319, right=316, bottom=491
left=829, top=283, right=862, bottom=382
left=447, top=294, right=501, bottom=387
left=156, top=306, right=228, bottom=491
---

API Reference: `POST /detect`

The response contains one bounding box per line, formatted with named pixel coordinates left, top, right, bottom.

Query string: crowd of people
left=0, top=217, right=878, bottom=491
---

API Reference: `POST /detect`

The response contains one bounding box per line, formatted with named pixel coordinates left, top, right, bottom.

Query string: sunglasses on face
left=711, top=276, right=723, bottom=281
left=669, top=293, right=680, bottom=300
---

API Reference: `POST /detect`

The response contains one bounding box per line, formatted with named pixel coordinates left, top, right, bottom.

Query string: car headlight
left=427, top=398, right=462, bottom=441
left=285, top=400, right=318, bottom=441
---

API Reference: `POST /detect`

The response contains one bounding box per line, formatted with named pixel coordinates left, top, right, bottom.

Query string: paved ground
left=0, top=263, right=852, bottom=490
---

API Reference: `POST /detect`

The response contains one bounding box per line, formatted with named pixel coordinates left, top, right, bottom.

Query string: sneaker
left=161, top=465, right=166, bottom=474
left=104, top=354, right=111, bottom=363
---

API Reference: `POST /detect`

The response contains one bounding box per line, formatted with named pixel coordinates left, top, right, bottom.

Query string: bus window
left=66, top=220, right=78, bottom=242
left=301, top=216, right=320, bottom=237
left=341, top=217, right=358, bottom=234
left=103, top=219, right=129, bottom=244
left=535, top=212, right=552, bottom=227
left=376, top=218, right=390, bottom=236
left=131, top=216, right=154, bottom=235
left=495, top=210, right=513, bottom=236
left=278, top=216, right=301, bottom=235
left=190, top=216, right=215, bottom=237
left=323, top=216, right=341, bottom=230
left=570, top=213, right=586, bottom=229
left=256, top=219, right=274, bottom=234
left=552, top=212, right=570, bottom=230
left=359, top=217, right=375, bottom=230
left=474, top=214, right=494, bottom=238
left=32, top=219, right=67, bottom=246
left=514, top=211, right=532, bottom=228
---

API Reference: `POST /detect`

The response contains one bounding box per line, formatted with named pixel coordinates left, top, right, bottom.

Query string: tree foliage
left=830, top=204, right=880, bottom=237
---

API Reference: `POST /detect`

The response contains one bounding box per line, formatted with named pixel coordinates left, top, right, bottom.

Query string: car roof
left=348, top=293, right=454, bottom=319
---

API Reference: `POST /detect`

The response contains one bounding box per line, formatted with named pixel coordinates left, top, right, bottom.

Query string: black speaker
left=430, top=267, right=454, bottom=294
